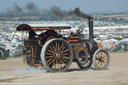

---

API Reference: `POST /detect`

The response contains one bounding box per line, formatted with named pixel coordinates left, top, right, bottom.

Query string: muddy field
left=0, top=53, right=128, bottom=85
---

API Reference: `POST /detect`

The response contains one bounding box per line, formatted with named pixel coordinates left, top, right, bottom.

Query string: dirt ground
left=0, top=53, right=128, bottom=85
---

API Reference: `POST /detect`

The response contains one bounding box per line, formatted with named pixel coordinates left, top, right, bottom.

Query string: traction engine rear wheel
left=41, top=38, right=73, bottom=72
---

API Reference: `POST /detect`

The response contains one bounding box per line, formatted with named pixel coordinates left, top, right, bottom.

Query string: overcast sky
left=0, top=0, right=127, bottom=14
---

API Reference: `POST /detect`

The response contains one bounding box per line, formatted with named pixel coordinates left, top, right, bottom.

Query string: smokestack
left=88, top=19, right=94, bottom=40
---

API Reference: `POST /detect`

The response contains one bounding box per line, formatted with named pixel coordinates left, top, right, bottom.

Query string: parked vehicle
left=113, top=41, right=128, bottom=52
left=0, top=44, right=9, bottom=60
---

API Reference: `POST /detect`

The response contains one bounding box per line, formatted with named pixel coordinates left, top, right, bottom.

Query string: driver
left=29, top=30, right=37, bottom=39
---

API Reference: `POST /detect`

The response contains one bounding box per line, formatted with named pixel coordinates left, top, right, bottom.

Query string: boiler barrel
left=85, top=40, right=98, bottom=55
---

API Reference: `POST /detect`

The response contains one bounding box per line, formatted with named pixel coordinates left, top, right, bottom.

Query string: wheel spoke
left=46, top=52, right=53, bottom=55
left=97, top=60, right=101, bottom=67
left=47, top=57, right=53, bottom=63
left=60, top=46, right=66, bottom=53
left=46, top=55, right=54, bottom=58
left=101, top=62, right=105, bottom=67
left=49, top=45, right=54, bottom=52
left=56, top=42, right=58, bottom=52
left=59, top=43, right=64, bottom=52
left=62, top=49, right=69, bottom=53
left=103, top=60, right=107, bottom=64
left=102, top=52, right=105, bottom=57
left=59, top=59, right=66, bottom=65
left=47, top=49, right=54, bottom=54
left=100, top=52, right=102, bottom=57
left=57, top=43, right=60, bottom=52
left=97, top=53, right=100, bottom=59
left=48, top=59, right=56, bottom=65
left=104, top=56, right=107, bottom=60
left=56, top=59, right=60, bottom=69
left=97, top=53, right=99, bottom=58
left=52, top=45, right=56, bottom=52
left=52, top=61, right=55, bottom=68
left=58, top=59, right=63, bottom=68
left=53, top=60, right=57, bottom=69
left=100, top=61, right=102, bottom=68
left=101, top=52, right=103, bottom=57
left=62, top=55, right=70, bottom=60
left=61, top=57, right=68, bottom=63
left=62, top=53, right=69, bottom=56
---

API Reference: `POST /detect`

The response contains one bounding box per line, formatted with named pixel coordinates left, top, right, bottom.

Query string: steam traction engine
left=17, top=18, right=110, bottom=72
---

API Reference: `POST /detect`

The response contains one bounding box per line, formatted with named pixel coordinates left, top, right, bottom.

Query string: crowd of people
left=111, top=42, right=128, bottom=52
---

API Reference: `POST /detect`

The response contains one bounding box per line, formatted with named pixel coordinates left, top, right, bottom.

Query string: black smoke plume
left=71, top=8, right=92, bottom=19
left=49, top=6, right=92, bottom=19
left=0, top=2, right=41, bottom=17
left=25, top=2, right=41, bottom=16
left=0, top=2, right=92, bottom=19
left=14, top=3, right=22, bottom=13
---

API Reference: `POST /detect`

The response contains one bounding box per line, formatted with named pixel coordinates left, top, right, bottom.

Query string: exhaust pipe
left=88, top=18, right=94, bottom=40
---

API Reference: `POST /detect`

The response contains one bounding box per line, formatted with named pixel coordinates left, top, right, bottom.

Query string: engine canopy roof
left=17, top=24, right=71, bottom=31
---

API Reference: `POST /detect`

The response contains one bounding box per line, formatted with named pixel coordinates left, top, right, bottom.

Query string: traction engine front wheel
left=93, top=49, right=110, bottom=70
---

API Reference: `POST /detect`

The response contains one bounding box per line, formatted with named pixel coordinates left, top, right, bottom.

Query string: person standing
left=112, top=42, right=116, bottom=51
left=121, top=44, right=125, bottom=52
